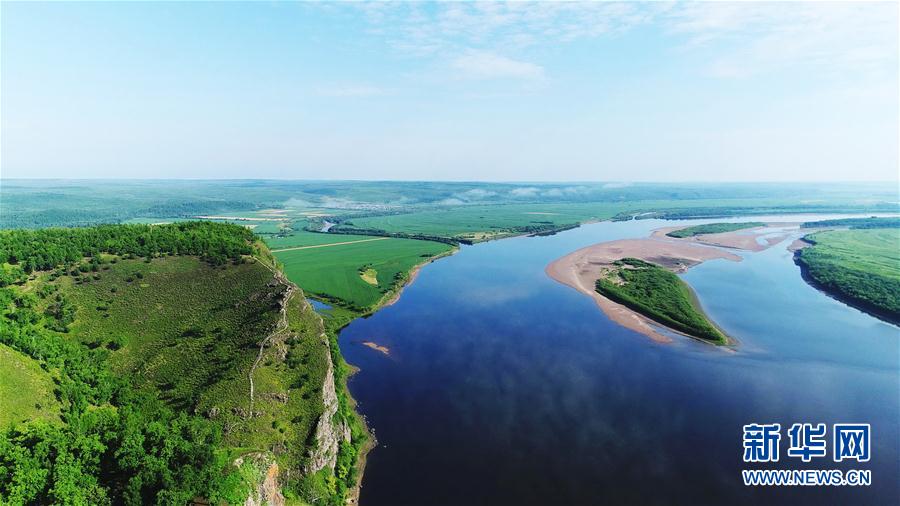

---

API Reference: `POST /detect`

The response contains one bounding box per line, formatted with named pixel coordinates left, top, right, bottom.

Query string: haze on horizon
left=1, top=1, right=898, bottom=183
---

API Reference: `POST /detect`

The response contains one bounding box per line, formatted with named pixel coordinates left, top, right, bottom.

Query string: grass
left=801, top=216, right=900, bottom=229
left=666, top=222, right=765, bottom=238
left=0, top=343, right=61, bottom=428
left=595, top=258, right=727, bottom=344
left=340, top=203, right=621, bottom=241
left=274, top=237, right=454, bottom=310
left=796, top=229, right=900, bottom=322
left=267, top=230, right=379, bottom=250
left=59, top=255, right=328, bottom=476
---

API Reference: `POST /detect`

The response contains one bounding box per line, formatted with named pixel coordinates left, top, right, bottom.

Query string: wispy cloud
left=346, top=1, right=896, bottom=81
left=450, top=50, right=544, bottom=81
left=663, top=2, right=898, bottom=78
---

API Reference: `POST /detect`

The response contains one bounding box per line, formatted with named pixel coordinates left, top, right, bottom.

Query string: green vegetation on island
left=801, top=216, right=900, bottom=229
left=795, top=229, right=900, bottom=324
left=0, top=222, right=363, bottom=505
left=666, top=222, right=765, bottom=238
left=595, top=258, right=727, bottom=344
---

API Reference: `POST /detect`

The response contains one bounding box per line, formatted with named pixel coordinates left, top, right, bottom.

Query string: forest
left=0, top=224, right=256, bottom=503
left=0, top=222, right=253, bottom=272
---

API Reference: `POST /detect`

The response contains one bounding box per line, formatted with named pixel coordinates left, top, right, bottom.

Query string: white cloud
left=346, top=2, right=896, bottom=81
left=456, top=188, right=498, bottom=199
left=662, top=2, right=898, bottom=78
left=450, top=50, right=544, bottom=80
left=510, top=187, right=539, bottom=197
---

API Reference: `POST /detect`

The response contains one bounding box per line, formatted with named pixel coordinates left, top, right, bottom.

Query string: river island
left=546, top=222, right=799, bottom=344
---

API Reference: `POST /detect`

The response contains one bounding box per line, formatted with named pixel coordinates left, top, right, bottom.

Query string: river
left=338, top=216, right=899, bottom=505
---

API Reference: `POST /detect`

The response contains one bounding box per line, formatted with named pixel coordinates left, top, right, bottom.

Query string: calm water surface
left=338, top=217, right=899, bottom=505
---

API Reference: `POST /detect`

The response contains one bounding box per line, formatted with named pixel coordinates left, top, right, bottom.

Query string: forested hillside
left=0, top=222, right=360, bottom=504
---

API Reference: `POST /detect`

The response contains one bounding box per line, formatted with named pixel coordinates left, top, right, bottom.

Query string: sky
left=1, top=1, right=898, bottom=182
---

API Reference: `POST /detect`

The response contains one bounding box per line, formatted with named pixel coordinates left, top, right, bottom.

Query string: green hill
left=0, top=222, right=362, bottom=505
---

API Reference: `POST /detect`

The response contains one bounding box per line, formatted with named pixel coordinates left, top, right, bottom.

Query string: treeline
left=801, top=217, right=900, bottom=229
left=319, top=221, right=579, bottom=244
left=2, top=199, right=271, bottom=229
left=0, top=272, right=239, bottom=504
left=323, top=225, right=466, bottom=246
left=612, top=205, right=900, bottom=222
left=0, top=221, right=254, bottom=272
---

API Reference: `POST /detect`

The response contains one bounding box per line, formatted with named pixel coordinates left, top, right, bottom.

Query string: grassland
left=666, top=222, right=765, bottom=238
left=595, top=258, right=727, bottom=344
left=795, top=229, right=900, bottom=324
left=275, top=237, right=454, bottom=310
left=0, top=344, right=61, bottom=428
left=801, top=216, right=900, bottom=229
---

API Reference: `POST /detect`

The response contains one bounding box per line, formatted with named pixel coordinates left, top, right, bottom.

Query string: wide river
left=338, top=216, right=899, bottom=505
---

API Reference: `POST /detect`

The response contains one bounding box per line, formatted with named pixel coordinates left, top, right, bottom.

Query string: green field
left=595, top=258, right=727, bottom=344
left=275, top=237, right=454, bottom=310
left=666, top=222, right=765, bottom=238
left=796, top=229, right=900, bottom=323
left=0, top=344, right=61, bottom=428
left=267, top=230, right=377, bottom=250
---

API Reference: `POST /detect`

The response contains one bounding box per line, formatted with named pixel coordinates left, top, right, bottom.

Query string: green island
left=801, top=216, right=900, bottom=229
left=795, top=228, right=900, bottom=325
left=666, top=222, right=765, bottom=238
left=595, top=258, right=728, bottom=344
left=0, top=222, right=365, bottom=505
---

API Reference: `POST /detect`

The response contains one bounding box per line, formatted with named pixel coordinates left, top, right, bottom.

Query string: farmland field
left=266, top=230, right=378, bottom=250
left=275, top=237, right=454, bottom=309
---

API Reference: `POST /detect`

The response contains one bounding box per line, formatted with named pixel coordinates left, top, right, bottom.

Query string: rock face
left=305, top=332, right=342, bottom=473
left=240, top=455, right=285, bottom=506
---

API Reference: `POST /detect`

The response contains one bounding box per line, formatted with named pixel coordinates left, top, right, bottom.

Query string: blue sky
left=2, top=1, right=897, bottom=181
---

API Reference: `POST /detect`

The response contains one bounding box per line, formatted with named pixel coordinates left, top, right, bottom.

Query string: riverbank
left=547, top=223, right=798, bottom=343
left=791, top=229, right=900, bottom=326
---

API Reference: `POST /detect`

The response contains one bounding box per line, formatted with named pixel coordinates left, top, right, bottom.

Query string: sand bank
left=547, top=223, right=797, bottom=343
left=546, top=237, right=741, bottom=342
left=651, top=222, right=798, bottom=252
left=361, top=341, right=390, bottom=355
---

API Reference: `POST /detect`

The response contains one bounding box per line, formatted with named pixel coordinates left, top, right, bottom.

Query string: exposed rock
left=263, top=392, right=289, bottom=403
left=305, top=333, right=342, bottom=473
left=240, top=454, right=285, bottom=506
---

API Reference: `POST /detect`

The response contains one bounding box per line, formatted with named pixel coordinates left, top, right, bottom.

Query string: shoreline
left=335, top=245, right=459, bottom=503
left=790, top=235, right=900, bottom=327
left=545, top=237, right=741, bottom=343
left=546, top=223, right=799, bottom=344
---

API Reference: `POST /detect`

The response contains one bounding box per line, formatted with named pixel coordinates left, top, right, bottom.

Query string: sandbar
left=361, top=341, right=390, bottom=355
